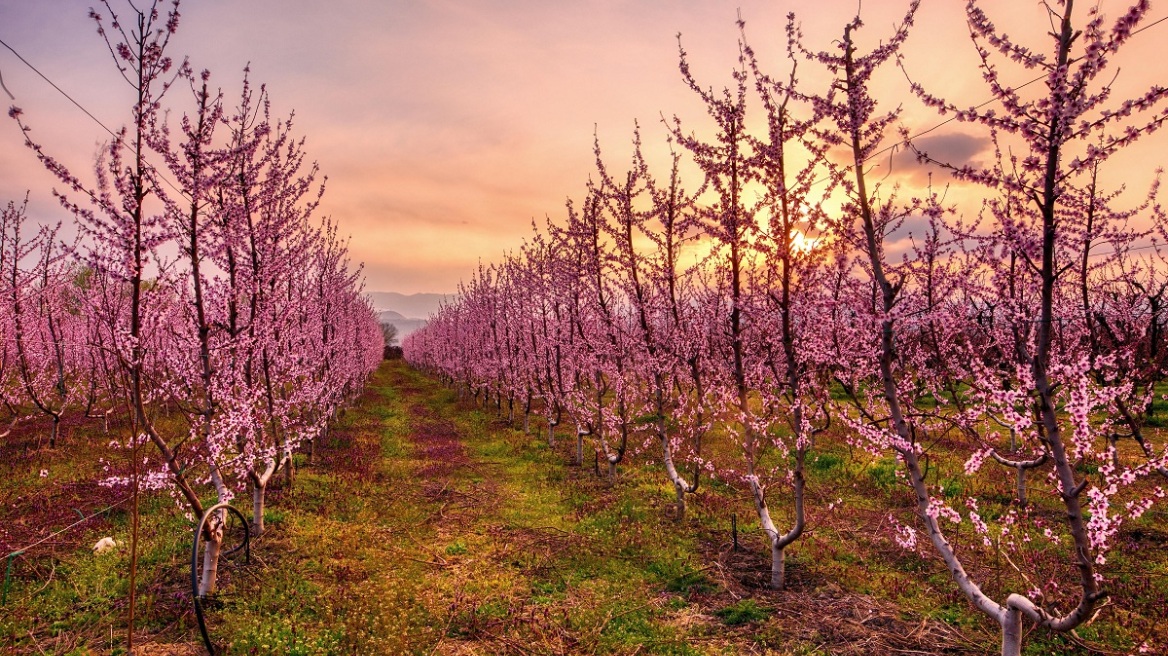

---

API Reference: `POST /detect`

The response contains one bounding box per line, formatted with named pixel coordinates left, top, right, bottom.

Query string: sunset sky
left=1, top=0, right=1165, bottom=294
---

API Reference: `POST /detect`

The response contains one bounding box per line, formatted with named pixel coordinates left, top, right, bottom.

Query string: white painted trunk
left=1001, top=606, right=1023, bottom=656
left=662, top=435, right=689, bottom=519
left=252, top=456, right=277, bottom=537
left=281, top=442, right=295, bottom=485
left=771, top=538, right=785, bottom=590
left=199, top=467, right=231, bottom=596
left=596, top=428, right=619, bottom=481
left=198, top=525, right=224, bottom=596
left=252, top=484, right=266, bottom=537
left=749, top=477, right=786, bottom=590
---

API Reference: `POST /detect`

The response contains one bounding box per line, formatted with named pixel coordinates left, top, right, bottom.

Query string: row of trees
left=4, top=0, right=383, bottom=603
left=406, top=1, right=1168, bottom=654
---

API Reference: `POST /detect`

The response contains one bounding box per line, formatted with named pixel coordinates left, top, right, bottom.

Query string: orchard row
left=4, top=0, right=383, bottom=597
left=405, top=2, right=1168, bottom=654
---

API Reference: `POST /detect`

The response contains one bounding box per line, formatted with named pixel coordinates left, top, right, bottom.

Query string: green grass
left=2, top=360, right=1167, bottom=654
left=714, top=598, right=770, bottom=626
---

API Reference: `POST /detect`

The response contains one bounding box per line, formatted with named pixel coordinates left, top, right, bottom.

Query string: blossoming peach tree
left=9, top=0, right=382, bottom=601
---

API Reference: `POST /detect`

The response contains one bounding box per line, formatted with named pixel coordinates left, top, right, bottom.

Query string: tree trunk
left=252, top=483, right=266, bottom=538
left=770, top=538, right=786, bottom=590
left=663, top=432, right=690, bottom=519
left=198, top=470, right=232, bottom=596
left=748, top=466, right=803, bottom=590
left=1001, top=606, right=1023, bottom=656
left=282, top=447, right=295, bottom=487
left=198, top=524, right=224, bottom=597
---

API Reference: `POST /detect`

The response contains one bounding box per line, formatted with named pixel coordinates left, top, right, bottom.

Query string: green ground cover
left=1, top=361, right=1165, bottom=654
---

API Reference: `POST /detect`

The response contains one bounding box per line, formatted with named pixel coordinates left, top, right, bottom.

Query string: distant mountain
left=378, top=313, right=428, bottom=343
left=370, top=293, right=453, bottom=344
left=367, top=292, right=450, bottom=319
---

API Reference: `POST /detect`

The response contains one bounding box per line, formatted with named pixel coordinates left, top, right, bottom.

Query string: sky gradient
left=2, top=0, right=1165, bottom=294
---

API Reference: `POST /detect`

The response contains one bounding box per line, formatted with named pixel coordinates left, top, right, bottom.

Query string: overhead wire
left=0, top=36, right=117, bottom=139
left=0, top=35, right=191, bottom=201
left=865, top=13, right=1168, bottom=170
left=817, top=12, right=1168, bottom=258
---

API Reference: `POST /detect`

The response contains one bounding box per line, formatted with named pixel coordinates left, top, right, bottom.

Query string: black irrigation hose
left=191, top=503, right=250, bottom=656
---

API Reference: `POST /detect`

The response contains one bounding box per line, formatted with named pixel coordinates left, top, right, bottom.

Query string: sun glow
left=790, top=230, right=822, bottom=254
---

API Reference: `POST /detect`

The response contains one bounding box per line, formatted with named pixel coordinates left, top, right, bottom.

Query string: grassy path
left=217, top=360, right=718, bottom=654
left=208, top=361, right=982, bottom=655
